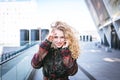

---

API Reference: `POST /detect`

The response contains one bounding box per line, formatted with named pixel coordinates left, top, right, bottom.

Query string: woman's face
left=53, top=29, right=65, bottom=48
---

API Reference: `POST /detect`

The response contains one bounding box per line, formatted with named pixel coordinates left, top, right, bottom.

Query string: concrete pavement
left=78, top=41, right=120, bottom=80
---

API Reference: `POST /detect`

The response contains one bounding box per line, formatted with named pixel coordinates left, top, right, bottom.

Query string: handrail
left=0, top=42, right=38, bottom=65
left=0, top=42, right=39, bottom=80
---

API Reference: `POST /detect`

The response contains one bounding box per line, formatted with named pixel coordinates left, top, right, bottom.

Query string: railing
left=0, top=42, right=39, bottom=80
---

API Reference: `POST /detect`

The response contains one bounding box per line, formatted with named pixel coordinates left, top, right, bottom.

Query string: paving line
left=78, top=64, right=96, bottom=80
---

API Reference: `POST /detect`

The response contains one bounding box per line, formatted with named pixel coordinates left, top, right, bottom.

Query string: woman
left=31, top=21, right=80, bottom=80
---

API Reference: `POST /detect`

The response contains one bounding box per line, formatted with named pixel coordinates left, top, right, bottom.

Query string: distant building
left=0, top=1, right=40, bottom=47
left=79, top=30, right=100, bottom=42
left=41, top=29, right=49, bottom=41
left=20, top=29, right=29, bottom=46
left=20, top=28, right=49, bottom=46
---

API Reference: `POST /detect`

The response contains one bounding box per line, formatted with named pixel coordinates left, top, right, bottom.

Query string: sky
left=35, top=0, right=97, bottom=32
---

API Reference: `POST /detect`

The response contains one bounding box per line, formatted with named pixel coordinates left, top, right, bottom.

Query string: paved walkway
left=32, top=41, right=120, bottom=80
left=78, top=41, right=120, bottom=80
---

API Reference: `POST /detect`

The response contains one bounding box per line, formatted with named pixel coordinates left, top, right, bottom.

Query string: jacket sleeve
left=61, top=48, right=78, bottom=76
left=31, top=39, right=52, bottom=69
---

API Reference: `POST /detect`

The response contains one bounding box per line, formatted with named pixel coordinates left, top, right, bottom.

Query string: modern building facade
left=0, top=1, right=40, bottom=47
left=85, top=0, right=120, bottom=50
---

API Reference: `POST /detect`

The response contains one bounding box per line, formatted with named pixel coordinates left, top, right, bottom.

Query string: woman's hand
left=47, top=30, right=55, bottom=42
left=62, top=40, right=69, bottom=48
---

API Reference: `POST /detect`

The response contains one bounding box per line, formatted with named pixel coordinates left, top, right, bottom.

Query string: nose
left=57, top=38, right=61, bottom=42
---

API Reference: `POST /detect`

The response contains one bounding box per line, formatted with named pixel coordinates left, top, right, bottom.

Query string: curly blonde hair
left=51, top=21, right=80, bottom=59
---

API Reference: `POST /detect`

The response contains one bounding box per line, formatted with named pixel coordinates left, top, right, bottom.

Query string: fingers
left=47, top=30, right=55, bottom=42
left=62, top=40, right=69, bottom=48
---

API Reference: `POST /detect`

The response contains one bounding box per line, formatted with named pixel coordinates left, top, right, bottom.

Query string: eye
left=61, top=36, right=65, bottom=39
left=54, top=36, right=58, bottom=38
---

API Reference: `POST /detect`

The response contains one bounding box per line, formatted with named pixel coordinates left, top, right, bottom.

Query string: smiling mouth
left=56, top=44, right=61, bottom=46
left=56, top=43, right=62, bottom=46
